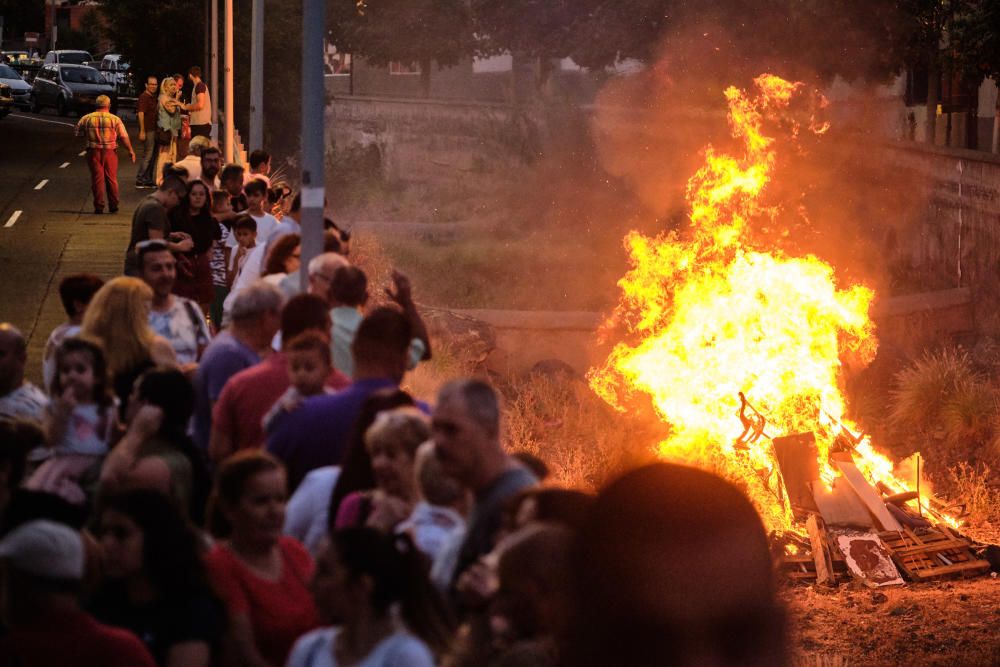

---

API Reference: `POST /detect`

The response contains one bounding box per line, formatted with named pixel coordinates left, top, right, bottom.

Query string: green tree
left=950, top=0, right=1000, bottom=151
left=1, top=0, right=45, bottom=45
left=470, top=0, right=580, bottom=94
left=100, top=0, right=204, bottom=81
left=328, top=0, right=473, bottom=97
left=231, top=0, right=303, bottom=160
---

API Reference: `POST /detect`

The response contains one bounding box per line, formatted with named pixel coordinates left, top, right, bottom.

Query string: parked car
left=0, top=83, right=12, bottom=118
left=30, top=64, right=117, bottom=116
left=2, top=51, right=30, bottom=64
left=0, top=64, right=32, bottom=109
left=43, top=50, right=93, bottom=66
left=95, top=53, right=135, bottom=97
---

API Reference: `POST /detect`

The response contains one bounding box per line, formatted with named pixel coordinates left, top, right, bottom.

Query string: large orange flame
left=588, top=74, right=952, bottom=532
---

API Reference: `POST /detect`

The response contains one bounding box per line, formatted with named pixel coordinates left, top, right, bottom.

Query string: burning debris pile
left=588, top=74, right=992, bottom=587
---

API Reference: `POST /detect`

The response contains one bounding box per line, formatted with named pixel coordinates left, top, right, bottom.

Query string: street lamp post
left=224, top=0, right=234, bottom=163
left=211, top=0, right=219, bottom=141
left=298, top=0, right=326, bottom=291
left=249, top=0, right=264, bottom=151
left=49, top=0, right=57, bottom=51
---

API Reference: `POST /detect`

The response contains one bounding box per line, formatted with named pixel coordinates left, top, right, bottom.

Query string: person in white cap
left=0, top=520, right=156, bottom=666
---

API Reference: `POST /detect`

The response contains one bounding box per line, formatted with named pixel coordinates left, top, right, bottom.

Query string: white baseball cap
left=0, top=520, right=84, bottom=580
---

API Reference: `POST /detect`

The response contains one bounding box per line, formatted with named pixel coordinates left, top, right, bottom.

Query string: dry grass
left=497, top=373, right=666, bottom=491
left=398, top=342, right=664, bottom=491
left=944, top=461, right=1000, bottom=535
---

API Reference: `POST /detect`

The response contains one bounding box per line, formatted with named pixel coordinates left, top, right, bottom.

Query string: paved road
left=0, top=108, right=141, bottom=384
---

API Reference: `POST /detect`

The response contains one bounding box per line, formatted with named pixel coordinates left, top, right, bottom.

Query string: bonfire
left=588, top=74, right=990, bottom=586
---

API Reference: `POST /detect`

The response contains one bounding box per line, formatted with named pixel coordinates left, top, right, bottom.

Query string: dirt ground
left=784, top=574, right=1000, bottom=666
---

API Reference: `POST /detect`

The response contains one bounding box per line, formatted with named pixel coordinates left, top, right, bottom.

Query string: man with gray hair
left=0, top=323, right=47, bottom=423
left=191, top=281, right=284, bottom=450
left=305, top=251, right=350, bottom=301
left=75, top=94, right=135, bottom=214
left=432, top=378, right=537, bottom=592
left=171, top=135, right=213, bottom=183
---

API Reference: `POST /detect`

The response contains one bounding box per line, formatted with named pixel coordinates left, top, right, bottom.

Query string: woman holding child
left=170, top=180, right=219, bottom=313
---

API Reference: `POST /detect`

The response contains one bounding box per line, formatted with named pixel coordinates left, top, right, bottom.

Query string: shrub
left=889, top=348, right=978, bottom=433
left=939, top=379, right=998, bottom=453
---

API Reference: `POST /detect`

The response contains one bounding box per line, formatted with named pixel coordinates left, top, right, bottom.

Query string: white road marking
left=78, top=151, right=86, bottom=157
left=34, top=179, right=49, bottom=190
left=60, top=162, right=70, bottom=168
left=4, top=211, right=22, bottom=228
left=7, top=113, right=76, bottom=128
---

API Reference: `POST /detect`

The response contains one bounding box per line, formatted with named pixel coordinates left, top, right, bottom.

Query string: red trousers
left=86, top=147, right=120, bottom=211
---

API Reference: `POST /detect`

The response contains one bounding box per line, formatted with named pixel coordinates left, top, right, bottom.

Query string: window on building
left=389, top=61, right=421, bottom=75
left=472, top=53, right=512, bottom=73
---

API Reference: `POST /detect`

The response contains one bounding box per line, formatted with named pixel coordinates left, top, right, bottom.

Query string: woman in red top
left=204, top=451, right=320, bottom=666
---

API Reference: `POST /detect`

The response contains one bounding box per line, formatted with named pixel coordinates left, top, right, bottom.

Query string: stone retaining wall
left=327, top=95, right=537, bottom=184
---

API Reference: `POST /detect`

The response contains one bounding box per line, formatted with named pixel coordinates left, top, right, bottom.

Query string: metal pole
left=299, top=0, right=326, bottom=292
left=50, top=0, right=57, bottom=51
left=249, top=0, right=264, bottom=151
left=224, top=0, right=234, bottom=163
left=204, top=0, right=210, bottom=92
left=210, top=0, right=219, bottom=140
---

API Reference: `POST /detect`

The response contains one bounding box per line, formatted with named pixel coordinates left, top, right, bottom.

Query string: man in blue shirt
left=267, top=307, right=415, bottom=491
left=191, top=282, right=283, bottom=450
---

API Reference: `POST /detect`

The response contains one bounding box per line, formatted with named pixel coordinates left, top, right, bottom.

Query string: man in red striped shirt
left=75, top=95, right=136, bottom=214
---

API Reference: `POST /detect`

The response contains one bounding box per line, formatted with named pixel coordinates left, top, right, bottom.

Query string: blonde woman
left=154, top=77, right=183, bottom=184
left=81, top=276, right=176, bottom=417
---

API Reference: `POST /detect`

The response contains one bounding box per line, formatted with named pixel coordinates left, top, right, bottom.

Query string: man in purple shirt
left=192, top=281, right=283, bottom=450
left=267, top=307, right=414, bottom=491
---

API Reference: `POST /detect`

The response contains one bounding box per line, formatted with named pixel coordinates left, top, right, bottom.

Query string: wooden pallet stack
left=773, top=432, right=992, bottom=587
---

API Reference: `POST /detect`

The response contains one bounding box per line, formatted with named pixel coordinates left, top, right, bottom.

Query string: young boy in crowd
left=262, top=331, right=335, bottom=433
left=227, top=215, right=257, bottom=288
left=220, top=164, right=247, bottom=213
left=209, top=191, right=234, bottom=330
left=41, top=274, right=105, bottom=391
left=245, top=149, right=271, bottom=187
left=328, top=265, right=369, bottom=376
left=243, top=179, right=280, bottom=244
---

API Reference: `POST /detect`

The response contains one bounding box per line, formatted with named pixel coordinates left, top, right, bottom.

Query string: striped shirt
left=75, top=110, right=128, bottom=150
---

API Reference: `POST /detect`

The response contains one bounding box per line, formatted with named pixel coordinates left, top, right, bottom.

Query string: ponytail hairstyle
left=207, top=450, right=284, bottom=538
left=333, top=528, right=456, bottom=655
left=51, top=336, right=113, bottom=410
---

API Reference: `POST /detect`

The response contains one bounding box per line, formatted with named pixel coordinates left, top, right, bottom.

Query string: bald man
left=0, top=324, right=48, bottom=423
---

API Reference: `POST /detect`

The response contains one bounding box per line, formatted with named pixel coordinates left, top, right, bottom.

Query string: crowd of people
left=0, top=65, right=788, bottom=667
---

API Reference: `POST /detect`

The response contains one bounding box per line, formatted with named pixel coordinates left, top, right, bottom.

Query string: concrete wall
left=447, top=290, right=976, bottom=376
left=326, top=95, right=541, bottom=184
left=326, top=56, right=604, bottom=105
left=880, top=141, right=1000, bottom=290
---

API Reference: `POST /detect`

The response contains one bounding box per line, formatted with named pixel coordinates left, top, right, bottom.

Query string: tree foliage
left=231, top=0, right=303, bottom=159
left=951, top=0, right=1000, bottom=82
left=328, top=0, right=472, bottom=68
left=1, top=0, right=45, bottom=43
left=100, top=0, right=204, bottom=80
left=328, top=0, right=472, bottom=94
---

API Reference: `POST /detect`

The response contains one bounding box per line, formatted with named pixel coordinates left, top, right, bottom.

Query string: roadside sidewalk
left=24, top=123, right=150, bottom=384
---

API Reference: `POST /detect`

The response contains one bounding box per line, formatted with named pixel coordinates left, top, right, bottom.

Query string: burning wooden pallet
left=878, top=526, right=990, bottom=581
left=770, top=428, right=992, bottom=586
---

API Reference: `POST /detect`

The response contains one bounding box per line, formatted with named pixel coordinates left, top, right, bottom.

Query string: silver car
left=30, top=63, right=117, bottom=116
left=0, top=64, right=32, bottom=109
